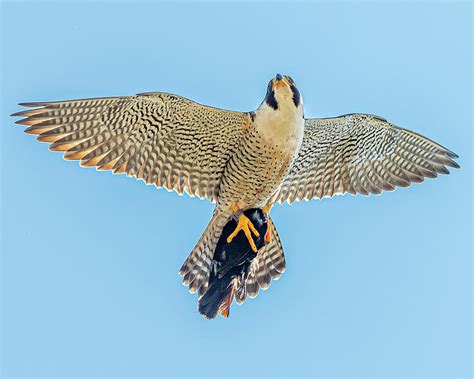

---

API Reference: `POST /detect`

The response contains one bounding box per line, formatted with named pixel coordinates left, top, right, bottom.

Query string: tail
left=197, top=208, right=269, bottom=319
left=179, top=209, right=231, bottom=294
left=234, top=216, right=286, bottom=304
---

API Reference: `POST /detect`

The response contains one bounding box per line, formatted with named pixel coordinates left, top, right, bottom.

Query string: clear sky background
left=1, top=1, right=472, bottom=378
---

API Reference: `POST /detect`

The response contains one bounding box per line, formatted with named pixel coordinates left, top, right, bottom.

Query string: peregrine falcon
left=12, top=74, right=460, bottom=315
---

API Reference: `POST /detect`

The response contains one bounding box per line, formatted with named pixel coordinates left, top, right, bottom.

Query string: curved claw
left=227, top=213, right=260, bottom=252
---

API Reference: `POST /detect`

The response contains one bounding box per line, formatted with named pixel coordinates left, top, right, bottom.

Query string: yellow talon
left=227, top=206, right=260, bottom=253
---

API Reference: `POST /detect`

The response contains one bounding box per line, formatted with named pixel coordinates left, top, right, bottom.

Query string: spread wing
left=13, top=92, right=249, bottom=202
left=277, top=114, right=460, bottom=204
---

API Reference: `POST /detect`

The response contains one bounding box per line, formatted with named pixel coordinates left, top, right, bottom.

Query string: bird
left=198, top=208, right=272, bottom=319
left=12, top=74, right=460, bottom=316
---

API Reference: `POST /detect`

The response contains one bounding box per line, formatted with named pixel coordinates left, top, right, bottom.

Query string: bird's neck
left=254, top=103, right=305, bottom=149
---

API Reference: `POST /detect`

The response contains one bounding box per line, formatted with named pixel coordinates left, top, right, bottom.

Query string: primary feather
left=278, top=114, right=459, bottom=204
left=14, top=93, right=248, bottom=202
left=12, top=75, right=459, bottom=318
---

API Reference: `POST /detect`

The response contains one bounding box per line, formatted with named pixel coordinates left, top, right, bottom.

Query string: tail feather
left=238, top=216, right=286, bottom=304
left=262, top=248, right=281, bottom=279
left=180, top=207, right=286, bottom=319
left=265, top=217, right=286, bottom=273
left=235, top=276, right=247, bottom=304
left=179, top=210, right=231, bottom=294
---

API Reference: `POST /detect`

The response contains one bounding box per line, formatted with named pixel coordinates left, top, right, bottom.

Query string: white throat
left=254, top=100, right=305, bottom=151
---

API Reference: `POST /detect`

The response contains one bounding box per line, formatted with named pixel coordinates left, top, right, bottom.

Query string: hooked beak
left=273, top=73, right=290, bottom=91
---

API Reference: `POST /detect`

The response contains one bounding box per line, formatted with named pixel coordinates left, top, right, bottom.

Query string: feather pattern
left=235, top=216, right=286, bottom=304
left=14, top=93, right=248, bottom=202
left=278, top=114, right=459, bottom=203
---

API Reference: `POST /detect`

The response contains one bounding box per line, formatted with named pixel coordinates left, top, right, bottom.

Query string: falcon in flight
left=12, top=74, right=459, bottom=316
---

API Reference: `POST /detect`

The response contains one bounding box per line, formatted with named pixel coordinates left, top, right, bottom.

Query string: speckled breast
left=217, top=126, right=300, bottom=209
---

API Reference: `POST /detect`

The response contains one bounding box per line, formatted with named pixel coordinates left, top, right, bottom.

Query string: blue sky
left=1, top=1, right=472, bottom=378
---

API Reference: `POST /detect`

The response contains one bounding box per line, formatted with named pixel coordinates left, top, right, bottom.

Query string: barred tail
left=196, top=210, right=286, bottom=319
left=179, top=209, right=231, bottom=294
left=235, top=216, right=286, bottom=304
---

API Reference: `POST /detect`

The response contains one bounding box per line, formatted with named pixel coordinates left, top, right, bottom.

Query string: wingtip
left=15, top=118, right=37, bottom=126
left=18, top=101, right=47, bottom=108
left=451, top=160, right=461, bottom=169
left=11, top=110, right=24, bottom=117
left=445, top=153, right=461, bottom=169
left=446, top=150, right=459, bottom=159
left=12, top=102, right=49, bottom=118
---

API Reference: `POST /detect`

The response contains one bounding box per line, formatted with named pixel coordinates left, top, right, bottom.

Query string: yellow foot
left=227, top=208, right=260, bottom=253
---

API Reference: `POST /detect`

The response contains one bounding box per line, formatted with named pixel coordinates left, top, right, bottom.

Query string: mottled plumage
left=12, top=74, right=459, bottom=318
left=278, top=114, right=459, bottom=203
left=14, top=93, right=247, bottom=201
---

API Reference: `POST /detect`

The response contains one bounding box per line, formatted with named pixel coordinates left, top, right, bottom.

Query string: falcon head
left=264, top=74, right=303, bottom=114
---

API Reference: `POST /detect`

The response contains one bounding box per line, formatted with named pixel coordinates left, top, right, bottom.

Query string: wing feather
left=13, top=93, right=249, bottom=202
left=278, top=114, right=459, bottom=203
